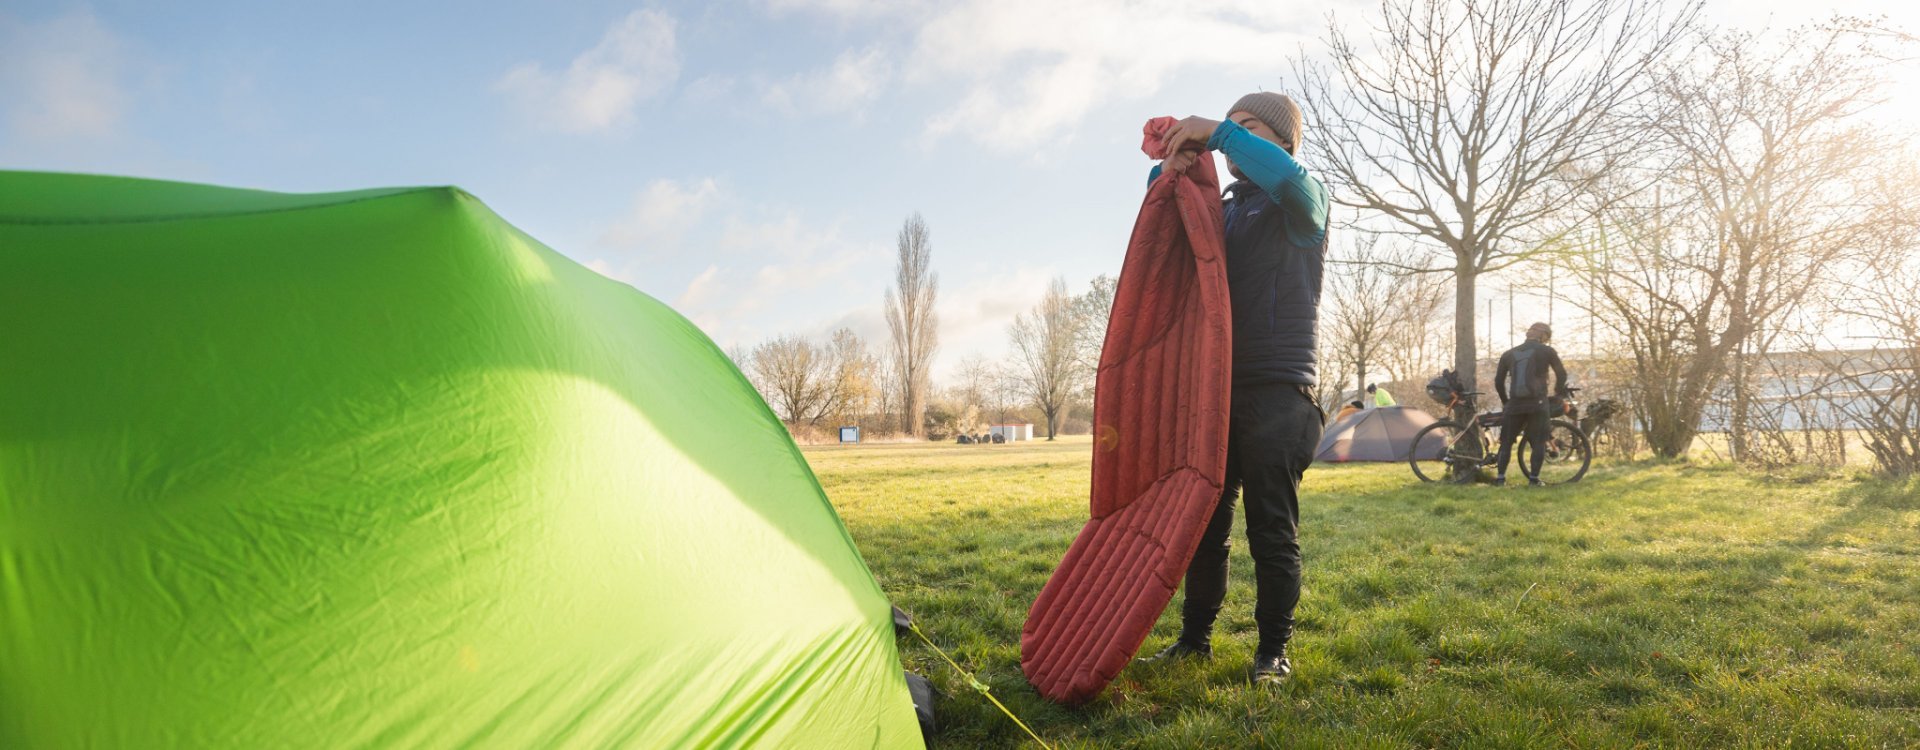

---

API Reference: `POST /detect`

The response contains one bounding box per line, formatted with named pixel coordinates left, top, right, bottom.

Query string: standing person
left=1493, top=322, right=1569, bottom=486
left=1139, top=92, right=1328, bottom=685
left=1367, top=383, right=1396, bottom=408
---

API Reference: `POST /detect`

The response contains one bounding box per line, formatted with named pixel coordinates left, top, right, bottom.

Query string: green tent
left=0, top=171, right=923, bottom=749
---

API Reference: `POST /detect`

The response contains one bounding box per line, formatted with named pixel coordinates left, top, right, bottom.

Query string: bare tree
left=1570, top=214, right=1702, bottom=457
left=952, top=353, right=995, bottom=417
left=1311, top=331, right=1359, bottom=417
left=1375, top=273, right=1451, bottom=383
left=1828, top=15, right=1920, bottom=64
left=1323, top=238, right=1441, bottom=394
left=985, top=366, right=1022, bottom=426
left=750, top=334, right=831, bottom=425
left=822, top=328, right=877, bottom=427
left=869, top=352, right=900, bottom=435
left=1567, top=25, right=1902, bottom=458
left=1295, top=0, right=1699, bottom=410
left=1071, top=275, right=1117, bottom=384
left=726, top=343, right=758, bottom=390
left=1817, top=267, right=1920, bottom=477
left=884, top=213, right=939, bottom=437
left=1009, top=277, right=1086, bottom=440
left=1325, top=265, right=1394, bottom=398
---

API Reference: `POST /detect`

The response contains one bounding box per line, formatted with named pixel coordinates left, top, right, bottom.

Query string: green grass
left=805, top=436, right=1920, bottom=749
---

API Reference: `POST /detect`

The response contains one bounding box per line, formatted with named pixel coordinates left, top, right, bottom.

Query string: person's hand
left=1161, top=149, right=1199, bottom=174
left=1160, top=115, right=1221, bottom=157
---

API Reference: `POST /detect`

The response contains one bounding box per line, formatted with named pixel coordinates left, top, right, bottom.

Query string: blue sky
left=4, top=0, right=1911, bottom=379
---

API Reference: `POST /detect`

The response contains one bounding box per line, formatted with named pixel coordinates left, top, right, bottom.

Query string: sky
left=4, top=0, right=1915, bottom=381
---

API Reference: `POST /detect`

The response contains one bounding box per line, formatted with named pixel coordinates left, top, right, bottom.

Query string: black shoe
left=1140, top=640, right=1211, bottom=663
left=1528, top=478, right=1545, bottom=487
left=1491, top=476, right=1507, bottom=487
left=1251, top=651, right=1292, bottom=684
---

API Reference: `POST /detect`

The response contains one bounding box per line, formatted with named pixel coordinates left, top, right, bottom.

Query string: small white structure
left=990, top=423, right=1035, bottom=442
left=838, top=426, right=860, bottom=444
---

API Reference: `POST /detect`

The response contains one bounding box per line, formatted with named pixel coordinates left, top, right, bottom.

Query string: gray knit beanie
left=1227, top=92, right=1304, bottom=155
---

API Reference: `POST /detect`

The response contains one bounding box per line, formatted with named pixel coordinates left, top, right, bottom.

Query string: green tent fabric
left=0, top=171, right=923, bottom=749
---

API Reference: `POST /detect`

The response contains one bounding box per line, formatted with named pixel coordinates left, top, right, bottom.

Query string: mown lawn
left=805, top=436, right=1920, bottom=749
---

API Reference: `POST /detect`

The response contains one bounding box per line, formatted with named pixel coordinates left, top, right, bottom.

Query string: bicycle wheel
left=1588, top=422, right=1617, bottom=459
left=1410, top=420, right=1479, bottom=484
left=1517, top=419, right=1591, bottom=484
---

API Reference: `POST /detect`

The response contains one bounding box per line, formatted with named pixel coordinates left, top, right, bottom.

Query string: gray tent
left=1315, top=405, right=1445, bottom=462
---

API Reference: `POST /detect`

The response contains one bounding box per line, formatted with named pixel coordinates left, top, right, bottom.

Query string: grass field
left=805, top=436, right=1920, bottom=748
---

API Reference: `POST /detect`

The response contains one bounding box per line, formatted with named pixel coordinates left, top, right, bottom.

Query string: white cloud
left=810, top=306, right=891, bottom=350
left=681, top=73, right=741, bottom=104
left=884, top=0, right=1321, bottom=151
left=585, top=258, right=639, bottom=285
left=495, top=8, right=680, bottom=133
left=675, top=264, right=722, bottom=309
left=715, top=213, right=874, bottom=321
left=760, top=0, right=925, bottom=19
left=0, top=10, right=129, bottom=142
left=670, top=212, right=889, bottom=349
left=760, top=47, right=891, bottom=117
left=761, top=0, right=1328, bottom=149
left=719, top=211, right=842, bottom=261
left=932, top=265, right=1058, bottom=376
left=599, top=177, right=721, bottom=252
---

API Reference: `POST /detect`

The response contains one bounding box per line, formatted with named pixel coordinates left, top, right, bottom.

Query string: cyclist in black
left=1493, top=322, right=1569, bottom=486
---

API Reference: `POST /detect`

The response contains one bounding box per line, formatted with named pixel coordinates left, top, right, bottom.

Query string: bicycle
left=1410, top=374, right=1592, bottom=485
left=1575, top=397, right=1627, bottom=458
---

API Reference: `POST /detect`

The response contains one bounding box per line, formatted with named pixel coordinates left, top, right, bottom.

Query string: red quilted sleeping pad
left=1019, top=117, right=1233, bottom=705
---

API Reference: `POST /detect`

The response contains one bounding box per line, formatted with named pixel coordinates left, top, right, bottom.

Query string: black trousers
left=1494, top=404, right=1551, bottom=479
left=1178, top=382, right=1323, bottom=656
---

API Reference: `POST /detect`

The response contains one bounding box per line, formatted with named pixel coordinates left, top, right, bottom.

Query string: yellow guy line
left=907, top=621, right=1056, bottom=750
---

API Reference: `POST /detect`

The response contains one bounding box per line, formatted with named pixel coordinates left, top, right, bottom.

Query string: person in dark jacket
left=1493, top=322, right=1569, bottom=486
left=1139, top=92, right=1328, bottom=685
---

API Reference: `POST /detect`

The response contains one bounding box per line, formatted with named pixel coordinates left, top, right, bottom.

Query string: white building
left=990, top=423, right=1035, bottom=442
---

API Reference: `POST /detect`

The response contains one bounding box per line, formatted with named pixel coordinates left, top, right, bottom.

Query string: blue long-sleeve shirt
left=1148, top=120, right=1329, bottom=246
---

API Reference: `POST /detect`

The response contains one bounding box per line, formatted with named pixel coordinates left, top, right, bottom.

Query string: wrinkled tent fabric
left=0, top=171, right=924, bottom=749
left=1020, top=119, right=1233, bottom=705
left=1313, top=406, right=1444, bottom=463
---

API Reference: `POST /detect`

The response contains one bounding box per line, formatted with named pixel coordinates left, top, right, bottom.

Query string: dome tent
left=1314, top=405, right=1445, bottom=463
left=0, top=172, right=923, bottom=748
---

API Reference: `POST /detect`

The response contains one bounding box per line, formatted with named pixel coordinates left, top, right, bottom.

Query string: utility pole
left=1508, top=286, right=1515, bottom=350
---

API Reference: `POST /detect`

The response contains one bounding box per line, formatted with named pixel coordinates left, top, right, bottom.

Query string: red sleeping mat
left=1020, top=117, right=1233, bottom=705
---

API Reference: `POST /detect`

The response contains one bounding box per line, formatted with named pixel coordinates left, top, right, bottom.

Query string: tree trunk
left=1453, top=258, right=1478, bottom=422
left=903, top=385, right=924, bottom=437
left=1728, top=343, right=1750, bottom=462
left=1645, top=416, right=1697, bottom=458
left=1642, top=389, right=1691, bottom=458
left=1356, top=345, right=1371, bottom=400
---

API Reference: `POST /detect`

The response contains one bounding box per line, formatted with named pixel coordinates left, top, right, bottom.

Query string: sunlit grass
left=807, top=436, right=1920, bottom=748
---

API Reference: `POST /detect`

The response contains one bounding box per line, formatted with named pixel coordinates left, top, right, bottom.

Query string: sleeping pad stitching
left=1019, top=117, right=1232, bottom=705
